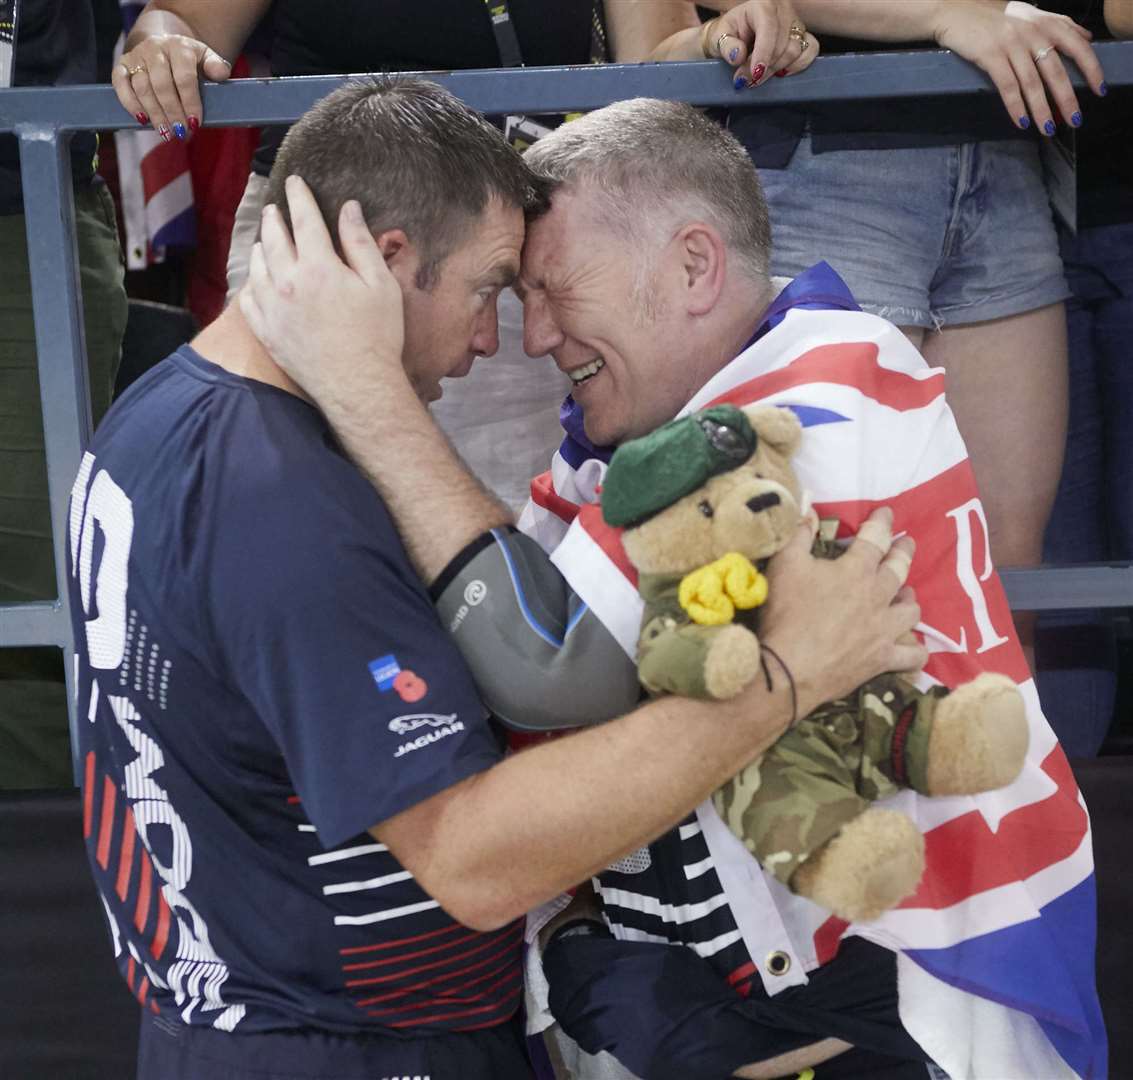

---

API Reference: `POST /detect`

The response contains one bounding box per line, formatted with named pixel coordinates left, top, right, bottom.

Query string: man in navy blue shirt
left=69, top=79, right=924, bottom=1079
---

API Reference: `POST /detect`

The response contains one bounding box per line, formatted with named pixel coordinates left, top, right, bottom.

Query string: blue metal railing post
left=12, top=123, right=91, bottom=777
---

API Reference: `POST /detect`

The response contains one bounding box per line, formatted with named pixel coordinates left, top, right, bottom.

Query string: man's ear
left=374, top=228, right=417, bottom=287
left=675, top=222, right=727, bottom=317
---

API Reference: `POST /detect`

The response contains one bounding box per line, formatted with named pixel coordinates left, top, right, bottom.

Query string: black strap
left=484, top=0, right=524, bottom=68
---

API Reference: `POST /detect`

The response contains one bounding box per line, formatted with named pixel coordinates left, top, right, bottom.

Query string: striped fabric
left=518, top=264, right=1106, bottom=1079
left=114, top=2, right=195, bottom=269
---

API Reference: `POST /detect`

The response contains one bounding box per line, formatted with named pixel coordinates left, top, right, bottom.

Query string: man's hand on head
left=240, top=174, right=407, bottom=415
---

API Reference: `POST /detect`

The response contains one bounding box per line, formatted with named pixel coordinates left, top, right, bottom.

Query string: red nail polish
left=188, top=116, right=200, bottom=133
left=774, top=69, right=788, bottom=77
left=135, top=112, right=149, bottom=125
left=751, top=64, right=766, bottom=82
left=158, top=126, right=170, bottom=142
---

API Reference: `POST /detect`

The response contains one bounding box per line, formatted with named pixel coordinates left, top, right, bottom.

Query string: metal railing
left=2, top=43, right=1133, bottom=773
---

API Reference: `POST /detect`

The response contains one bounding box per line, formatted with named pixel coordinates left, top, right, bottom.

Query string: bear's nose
left=746, top=492, right=781, bottom=514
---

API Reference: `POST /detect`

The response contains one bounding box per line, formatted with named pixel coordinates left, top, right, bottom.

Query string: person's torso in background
left=0, top=0, right=98, bottom=214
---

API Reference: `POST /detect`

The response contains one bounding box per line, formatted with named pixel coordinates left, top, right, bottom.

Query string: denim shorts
left=756, top=136, right=1070, bottom=329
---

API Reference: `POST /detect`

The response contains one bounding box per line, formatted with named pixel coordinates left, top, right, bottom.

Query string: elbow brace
left=430, top=527, right=643, bottom=731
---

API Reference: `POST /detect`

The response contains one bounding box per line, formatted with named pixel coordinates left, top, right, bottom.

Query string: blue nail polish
left=1071, top=111, right=1082, bottom=127
left=1099, top=81, right=1108, bottom=96
left=1018, top=116, right=1031, bottom=130
left=729, top=47, right=739, bottom=63
left=733, top=73, right=747, bottom=91
left=1043, top=119, right=1056, bottom=136
left=173, top=122, right=186, bottom=140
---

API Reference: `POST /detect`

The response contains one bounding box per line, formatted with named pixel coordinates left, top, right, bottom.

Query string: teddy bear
left=600, top=403, right=1030, bottom=922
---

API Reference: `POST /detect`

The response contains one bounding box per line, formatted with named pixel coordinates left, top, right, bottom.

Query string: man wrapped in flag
left=243, top=97, right=1106, bottom=1079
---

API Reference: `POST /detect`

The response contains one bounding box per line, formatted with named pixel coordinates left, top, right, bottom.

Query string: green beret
left=601, top=405, right=756, bottom=528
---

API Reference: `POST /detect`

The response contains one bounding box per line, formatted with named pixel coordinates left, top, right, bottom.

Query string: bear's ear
left=742, top=405, right=803, bottom=457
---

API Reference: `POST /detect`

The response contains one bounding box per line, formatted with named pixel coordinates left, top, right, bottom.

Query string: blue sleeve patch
left=368, top=654, right=402, bottom=691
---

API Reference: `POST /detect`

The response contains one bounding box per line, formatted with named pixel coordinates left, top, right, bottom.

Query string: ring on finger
left=126, top=62, right=147, bottom=77
left=716, top=33, right=731, bottom=57
left=1033, top=45, right=1055, bottom=62
left=789, top=20, right=807, bottom=36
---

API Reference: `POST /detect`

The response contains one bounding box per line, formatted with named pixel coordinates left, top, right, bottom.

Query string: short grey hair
left=524, top=98, right=772, bottom=285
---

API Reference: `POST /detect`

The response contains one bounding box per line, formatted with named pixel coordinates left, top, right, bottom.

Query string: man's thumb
left=200, top=47, right=233, bottom=82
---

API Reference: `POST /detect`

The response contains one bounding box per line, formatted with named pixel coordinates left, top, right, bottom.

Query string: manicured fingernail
left=734, top=73, right=747, bottom=91
left=1099, top=81, right=1108, bottom=96
left=187, top=115, right=200, bottom=133
left=158, top=126, right=170, bottom=142
left=1043, top=119, right=1056, bottom=136
left=1018, top=115, right=1030, bottom=129
left=751, top=64, right=766, bottom=83
left=173, top=122, right=186, bottom=140
left=135, top=112, right=148, bottom=125
left=1070, top=111, right=1082, bottom=127
left=728, top=47, right=739, bottom=63
left=775, top=69, right=788, bottom=77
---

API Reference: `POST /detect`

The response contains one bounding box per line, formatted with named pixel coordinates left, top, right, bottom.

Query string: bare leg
left=919, top=304, right=1069, bottom=670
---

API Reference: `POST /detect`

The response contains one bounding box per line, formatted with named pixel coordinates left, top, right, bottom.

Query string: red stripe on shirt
left=352, top=932, right=522, bottom=1006
left=341, top=927, right=482, bottom=972
left=346, top=925, right=520, bottom=989
left=134, top=852, right=153, bottom=934
left=96, top=775, right=117, bottom=869
left=136, top=976, right=150, bottom=1008
left=364, top=967, right=522, bottom=1018
left=126, top=954, right=136, bottom=992
left=706, top=342, right=945, bottom=414
left=115, top=807, right=137, bottom=901
left=83, top=752, right=96, bottom=838
left=727, top=961, right=757, bottom=987
left=530, top=470, right=580, bottom=524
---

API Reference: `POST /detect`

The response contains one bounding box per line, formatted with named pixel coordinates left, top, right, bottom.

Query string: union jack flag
left=113, top=2, right=195, bottom=269
left=519, top=264, right=1106, bottom=1079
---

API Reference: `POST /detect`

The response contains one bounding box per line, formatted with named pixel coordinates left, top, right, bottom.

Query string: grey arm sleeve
left=429, top=527, right=644, bottom=731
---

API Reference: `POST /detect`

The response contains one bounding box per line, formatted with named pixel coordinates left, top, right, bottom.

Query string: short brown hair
left=267, top=77, right=543, bottom=288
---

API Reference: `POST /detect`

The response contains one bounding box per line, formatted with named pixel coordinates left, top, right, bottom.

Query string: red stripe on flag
left=139, top=140, right=189, bottom=202
left=96, top=775, right=117, bottom=869
left=707, top=342, right=945, bottom=414
left=340, top=920, right=465, bottom=957
left=577, top=504, right=637, bottom=586
left=134, top=853, right=153, bottom=934
left=342, top=928, right=482, bottom=972
left=151, top=893, right=171, bottom=960
left=115, top=807, right=137, bottom=901
left=530, top=470, right=580, bottom=525
left=83, top=752, right=96, bottom=838
left=901, top=747, right=1087, bottom=911
left=813, top=916, right=850, bottom=965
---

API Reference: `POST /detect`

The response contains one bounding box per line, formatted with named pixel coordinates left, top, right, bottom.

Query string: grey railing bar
left=1, top=42, right=1131, bottom=133
left=1000, top=566, right=1133, bottom=612
left=0, top=602, right=70, bottom=649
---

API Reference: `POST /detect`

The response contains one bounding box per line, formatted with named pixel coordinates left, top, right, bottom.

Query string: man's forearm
left=1106, top=0, right=1133, bottom=36
left=377, top=675, right=796, bottom=931
left=327, top=372, right=512, bottom=585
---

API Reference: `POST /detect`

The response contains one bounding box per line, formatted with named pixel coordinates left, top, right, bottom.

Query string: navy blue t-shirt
left=67, top=346, right=521, bottom=1036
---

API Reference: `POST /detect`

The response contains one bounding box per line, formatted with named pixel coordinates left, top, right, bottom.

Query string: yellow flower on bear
left=678, top=552, right=768, bottom=625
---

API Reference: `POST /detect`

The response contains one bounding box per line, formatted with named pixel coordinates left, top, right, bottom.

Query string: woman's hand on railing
left=112, top=33, right=231, bottom=141
left=700, top=0, right=820, bottom=88
left=931, top=0, right=1107, bottom=132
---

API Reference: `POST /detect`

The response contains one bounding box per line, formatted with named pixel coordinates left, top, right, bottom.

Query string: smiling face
left=397, top=198, right=525, bottom=404
left=517, top=188, right=702, bottom=447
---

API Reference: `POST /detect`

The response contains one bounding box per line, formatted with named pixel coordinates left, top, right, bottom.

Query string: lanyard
left=483, top=0, right=524, bottom=68
left=483, top=0, right=608, bottom=68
